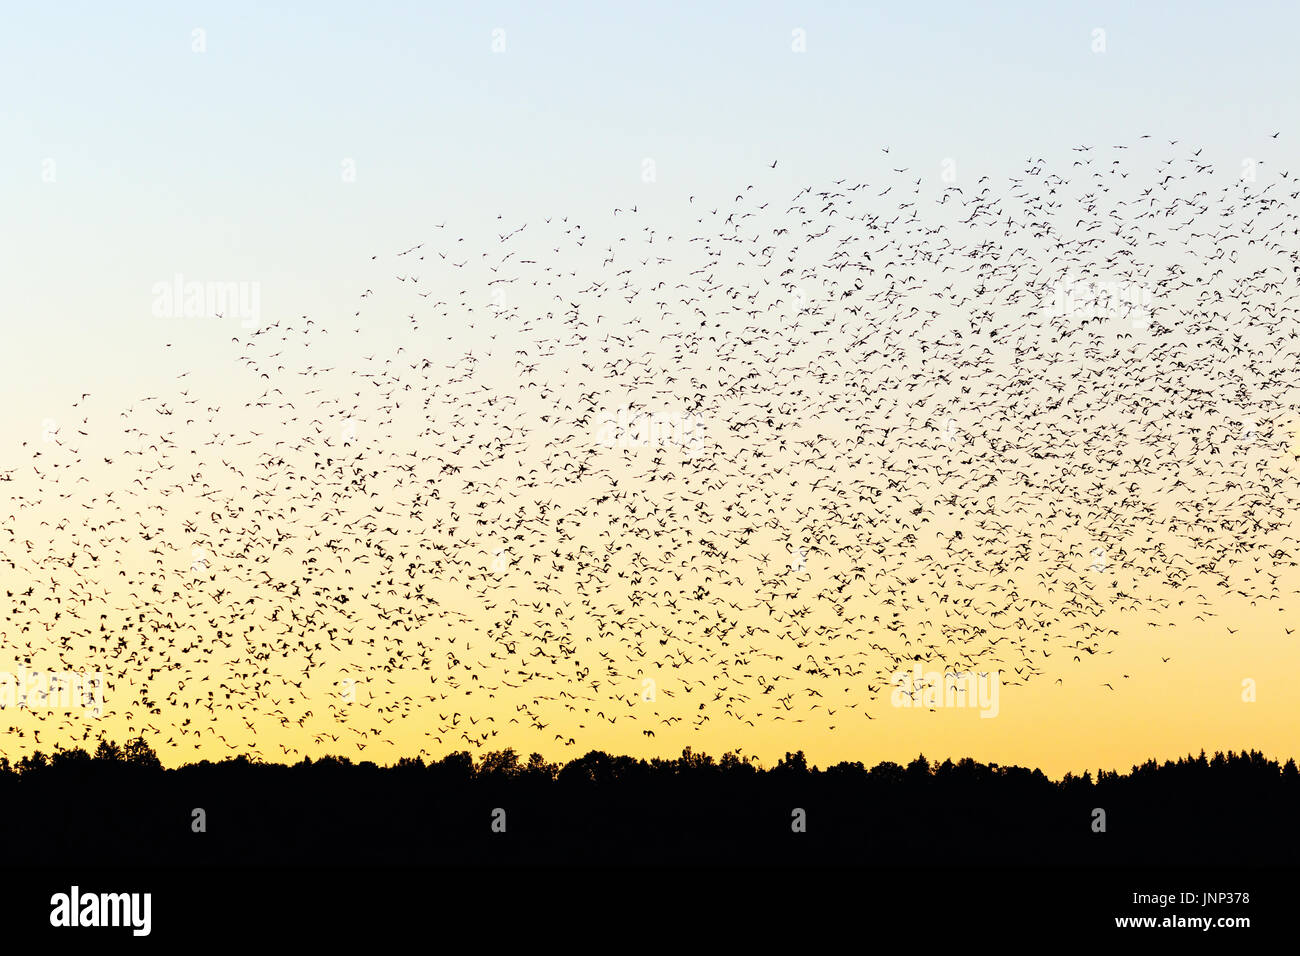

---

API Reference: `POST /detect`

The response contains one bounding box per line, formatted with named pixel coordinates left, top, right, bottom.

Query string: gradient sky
left=5, top=0, right=1297, bottom=407
left=2, top=2, right=1298, bottom=775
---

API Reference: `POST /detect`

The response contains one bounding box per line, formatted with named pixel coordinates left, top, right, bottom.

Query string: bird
left=1, top=137, right=1294, bottom=770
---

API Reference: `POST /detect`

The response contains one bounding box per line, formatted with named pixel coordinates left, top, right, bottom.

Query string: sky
left=1, top=2, right=1298, bottom=775
left=4, top=0, right=1296, bottom=407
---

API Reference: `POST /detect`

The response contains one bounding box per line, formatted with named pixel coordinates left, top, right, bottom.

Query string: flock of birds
left=3, top=138, right=1299, bottom=763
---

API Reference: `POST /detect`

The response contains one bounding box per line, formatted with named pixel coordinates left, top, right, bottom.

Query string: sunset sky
left=2, top=2, right=1298, bottom=778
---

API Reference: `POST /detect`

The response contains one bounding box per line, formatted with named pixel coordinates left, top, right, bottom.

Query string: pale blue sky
left=2, top=1, right=1296, bottom=434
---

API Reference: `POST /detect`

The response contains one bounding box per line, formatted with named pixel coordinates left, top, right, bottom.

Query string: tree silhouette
left=0, top=738, right=1291, bottom=865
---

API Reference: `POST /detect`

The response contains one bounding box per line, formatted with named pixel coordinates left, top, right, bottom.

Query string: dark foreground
left=2, top=740, right=1296, bottom=865
left=0, top=741, right=1293, bottom=940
